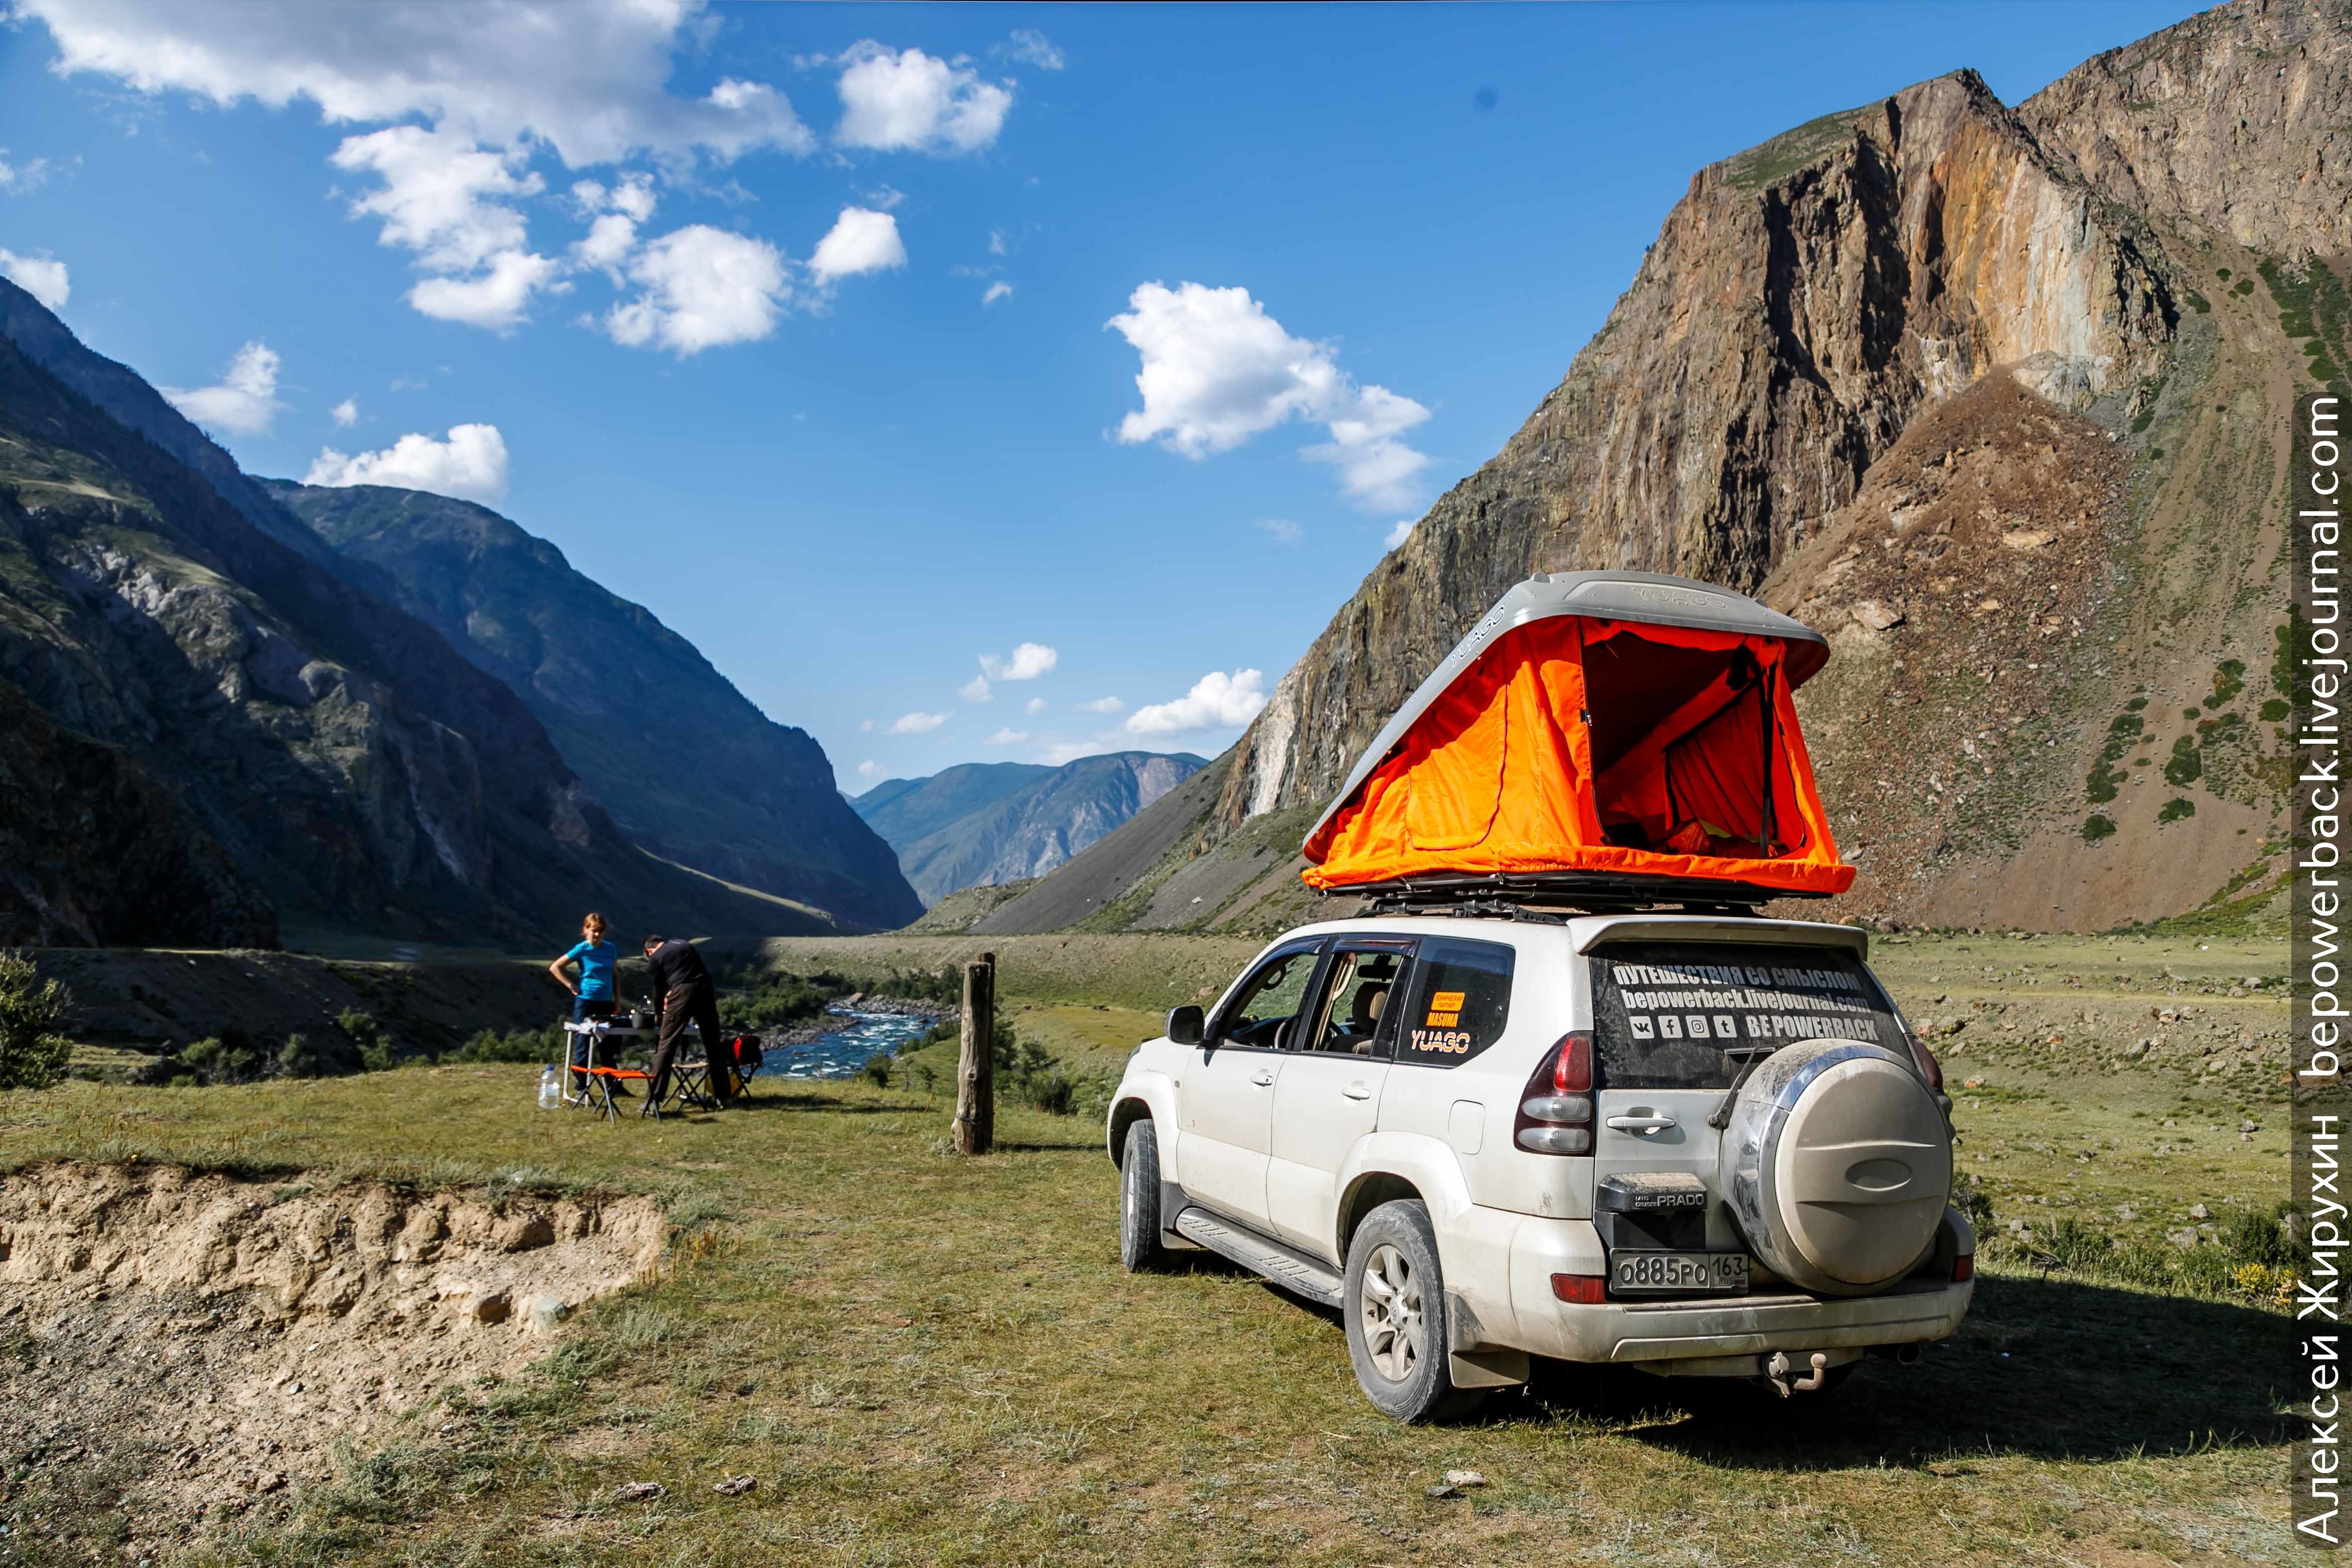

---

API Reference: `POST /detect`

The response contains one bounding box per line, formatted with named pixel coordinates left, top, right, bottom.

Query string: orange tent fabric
left=1301, top=617, right=1853, bottom=896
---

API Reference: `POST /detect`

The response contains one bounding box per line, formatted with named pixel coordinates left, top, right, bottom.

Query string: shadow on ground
left=1546, top=1273, right=2291, bottom=1465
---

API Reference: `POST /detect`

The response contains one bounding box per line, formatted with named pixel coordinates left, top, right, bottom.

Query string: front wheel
left=1343, top=1200, right=1486, bottom=1423
left=1119, top=1118, right=1167, bottom=1272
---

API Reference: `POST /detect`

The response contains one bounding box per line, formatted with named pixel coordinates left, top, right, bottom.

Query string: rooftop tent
left=1300, top=572, right=1855, bottom=900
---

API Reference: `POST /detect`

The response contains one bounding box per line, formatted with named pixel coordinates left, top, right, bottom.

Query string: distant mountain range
left=0, top=277, right=914, bottom=947
left=851, top=752, right=1204, bottom=905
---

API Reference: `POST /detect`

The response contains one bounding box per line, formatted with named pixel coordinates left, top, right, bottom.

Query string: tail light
left=1515, top=1031, right=1593, bottom=1155
left=1904, top=1030, right=1944, bottom=1092
left=1951, top=1253, right=1975, bottom=1283
left=1550, top=1271, right=1606, bottom=1304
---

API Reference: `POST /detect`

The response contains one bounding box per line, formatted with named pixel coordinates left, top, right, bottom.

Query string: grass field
left=0, top=929, right=2295, bottom=1566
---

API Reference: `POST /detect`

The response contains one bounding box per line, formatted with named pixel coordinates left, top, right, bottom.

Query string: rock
left=1445, top=1469, right=1489, bottom=1488
left=614, top=1481, right=666, bottom=1503
left=2121, top=1039, right=2147, bottom=1058
left=1999, top=528, right=2054, bottom=550
left=526, top=1295, right=569, bottom=1333
left=1851, top=600, right=1905, bottom=632
left=471, top=1290, right=513, bottom=1326
left=2166, top=1229, right=2198, bottom=1250
left=713, top=1475, right=757, bottom=1497
left=2188, top=1204, right=2209, bottom=1221
left=495, top=1214, right=556, bottom=1253
left=1425, top=1484, right=1461, bottom=1500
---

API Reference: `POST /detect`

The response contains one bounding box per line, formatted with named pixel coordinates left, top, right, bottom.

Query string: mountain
left=987, top=0, right=2339, bottom=937
left=0, top=279, right=856, bottom=948
left=265, top=481, right=921, bottom=932
left=849, top=762, right=1055, bottom=852
left=855, top=752, right=1205, bottom=905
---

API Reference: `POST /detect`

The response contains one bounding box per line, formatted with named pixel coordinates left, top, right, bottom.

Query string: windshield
left=1587, top=939, right=1906, bottom=1091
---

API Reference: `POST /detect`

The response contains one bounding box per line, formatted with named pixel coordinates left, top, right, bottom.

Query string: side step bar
left=1173, top=1207, right=1344, bottom=1308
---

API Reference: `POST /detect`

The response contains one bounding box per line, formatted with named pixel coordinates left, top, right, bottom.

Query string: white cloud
left=20, top=1, right=812, bottom=330
left=330, top=398, right=359, bottom=428
left=958, top=674, right=992, bottom=703
left=1254, top=517, right=1301, bottom=545
left=161, top=341, right=283, bottom=436
left=1075, top=696, right=1123, bottom=714
left=0, top=247, right=69, bottom=310
left=574, top=213, right=640, bottom=274
left=1024, top=697, right=1047, bottom=715
left=985, top=727, right=1029, bottom=746
left=889, top=710, right=947, bottom=734
left=1001, top=30, right=1065, bottom=71
left=980, top=642, right=1057, bottom=681
left=807, top=206, right=906, bottom=284
left=604, top=225, right=788, bottom=355
left=1126, top=669, right=1266, bottom=734
left=407, top=248, right=562, bottom=331
left=982, top=280, right=1013, bottom=306
left=1107, top=280, right=1434, bottom=512
left=304, top=422, right=510, bottom=504
left=0, top=152, right=52, bottom=193
left=1385, top=518, right=1417, bottom=548
left=833, top=43, right=1013, bottom=154
left=856, top=758, right=881, bottom=779
left=988, top=229, right=1007, bottom=256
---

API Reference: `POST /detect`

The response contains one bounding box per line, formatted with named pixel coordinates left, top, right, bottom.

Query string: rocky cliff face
left=1219, top=67, right=2179, bottom=833
left=266, top=482, right=922, bottom=932
left=1011, top=0, right=2337, bottom=935
left=0, top=287, right=850, bottom=947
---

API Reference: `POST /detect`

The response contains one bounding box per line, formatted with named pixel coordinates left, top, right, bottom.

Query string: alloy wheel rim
left=1358, top=1242, right=1423, bottom=1383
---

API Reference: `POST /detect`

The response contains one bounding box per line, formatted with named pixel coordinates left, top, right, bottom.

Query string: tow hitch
left=1763, top=1350, right=1831, bottom=1397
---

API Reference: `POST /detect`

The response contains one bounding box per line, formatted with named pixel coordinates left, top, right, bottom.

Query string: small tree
left=0, top=950, right=71, bottom=1091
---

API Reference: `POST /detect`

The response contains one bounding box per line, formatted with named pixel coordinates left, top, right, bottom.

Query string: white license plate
left=1610, top=1250, right=1748, bottom=1296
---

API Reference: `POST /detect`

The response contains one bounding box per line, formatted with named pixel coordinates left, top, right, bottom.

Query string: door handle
left=1250, top=1069, right=1276, bottom=1088
left=1605, top=1113, right=1678, bottom=1134
left=1342, top=1082, right=1371, bottom=1101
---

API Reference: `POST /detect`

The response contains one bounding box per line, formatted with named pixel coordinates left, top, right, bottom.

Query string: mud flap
left=1446, top=1290, right=1529, bottom=1388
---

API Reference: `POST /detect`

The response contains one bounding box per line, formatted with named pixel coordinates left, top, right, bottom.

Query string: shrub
left=456, top=1026, right=563, bottom=1064
left=861, top=1053, right=893, bottom=1087
left=181, top=1028, right=270, bottom=1085
left=0, top=950, right=71, bottom=1091
left=2082, top=814, right=2116, bottom=842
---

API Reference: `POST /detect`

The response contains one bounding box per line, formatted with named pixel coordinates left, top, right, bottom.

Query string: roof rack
left=1321, top=869, right=1824, bottom=920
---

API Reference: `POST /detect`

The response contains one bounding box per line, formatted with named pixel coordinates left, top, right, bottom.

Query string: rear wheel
left=1343, top=1200, right=1486, bottom=1423
left=1118, top=1118, right=1166, bottom=1272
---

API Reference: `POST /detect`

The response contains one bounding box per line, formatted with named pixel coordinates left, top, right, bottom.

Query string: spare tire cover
left=1720, top=1039, right=1951, bottom=1296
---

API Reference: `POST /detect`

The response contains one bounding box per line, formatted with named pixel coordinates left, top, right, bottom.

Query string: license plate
left=1609, top=1250, right=1748, bottom=1296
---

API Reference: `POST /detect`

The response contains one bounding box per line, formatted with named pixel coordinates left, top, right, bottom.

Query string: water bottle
left=538, top=1064, right=559, bottom=1109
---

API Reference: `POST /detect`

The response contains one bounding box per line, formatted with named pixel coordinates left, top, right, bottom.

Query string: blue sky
left=0, top=0, right=2203, bottom=791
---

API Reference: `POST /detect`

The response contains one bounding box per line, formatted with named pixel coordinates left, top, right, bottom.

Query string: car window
left=1300, top=948, right=1411, bottom=1055
left=1588, top=940, right=1906, bottom=1090
left=1395, top=938, right=1515, bottom=1066
left=1212, top=943, right=1323, bottom=1050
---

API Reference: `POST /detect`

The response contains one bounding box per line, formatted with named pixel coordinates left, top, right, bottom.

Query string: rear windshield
left=1587, top=940, right=1905, bottom=1090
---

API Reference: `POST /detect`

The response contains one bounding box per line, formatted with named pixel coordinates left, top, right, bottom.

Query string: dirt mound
left=0, top=1163, right=663, bottom=1558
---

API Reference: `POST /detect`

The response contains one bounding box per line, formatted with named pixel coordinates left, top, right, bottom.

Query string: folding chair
left=725, top=1035, right=764, bottom=1100
left=653, top=1054, right=717, bottom=1116
left=583, top=1064, right=655, bottom=1123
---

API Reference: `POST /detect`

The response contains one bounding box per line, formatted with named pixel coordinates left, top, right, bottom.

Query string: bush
left=861, top=1053, right=893, bottom=1087
left=456, top=1026, right=563, bottom=1064
left=0, top=950, right=71, bottom=1091
left=180, top=1029, right=270, bottom=1085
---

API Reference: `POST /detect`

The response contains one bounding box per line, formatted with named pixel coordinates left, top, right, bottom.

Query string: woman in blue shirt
left=549, top=913, right=619, bottom=1089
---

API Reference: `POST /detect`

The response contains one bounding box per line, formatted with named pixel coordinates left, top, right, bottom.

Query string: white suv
left=1108, top=911, right=1973, bottom=1421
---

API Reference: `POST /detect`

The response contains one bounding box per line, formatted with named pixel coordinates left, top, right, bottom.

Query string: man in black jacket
left=641, top=934, right=731, bottom=1109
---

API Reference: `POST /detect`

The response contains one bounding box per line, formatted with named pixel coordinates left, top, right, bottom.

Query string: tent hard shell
left=1300, top=571, right=1855, bottom=902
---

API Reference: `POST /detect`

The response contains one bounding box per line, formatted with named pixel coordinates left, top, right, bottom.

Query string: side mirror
left=1166, top=1005, right=1205, bottom=1046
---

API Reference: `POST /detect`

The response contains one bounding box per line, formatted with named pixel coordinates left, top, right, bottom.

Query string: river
left=763, top=1007, right=944, bottom=1080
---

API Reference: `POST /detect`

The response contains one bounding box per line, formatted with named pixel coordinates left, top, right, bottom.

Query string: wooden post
left=953, top=952, right=995, bottom=1155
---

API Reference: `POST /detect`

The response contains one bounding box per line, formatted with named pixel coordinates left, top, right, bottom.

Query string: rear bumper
left=1498, top=1212, right=1973, bottom=1369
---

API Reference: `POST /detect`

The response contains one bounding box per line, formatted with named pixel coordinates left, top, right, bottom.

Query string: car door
left=1266, top=940, right=1412, bottom=1258
left=1175, top=939, right=1325, bottom=1228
